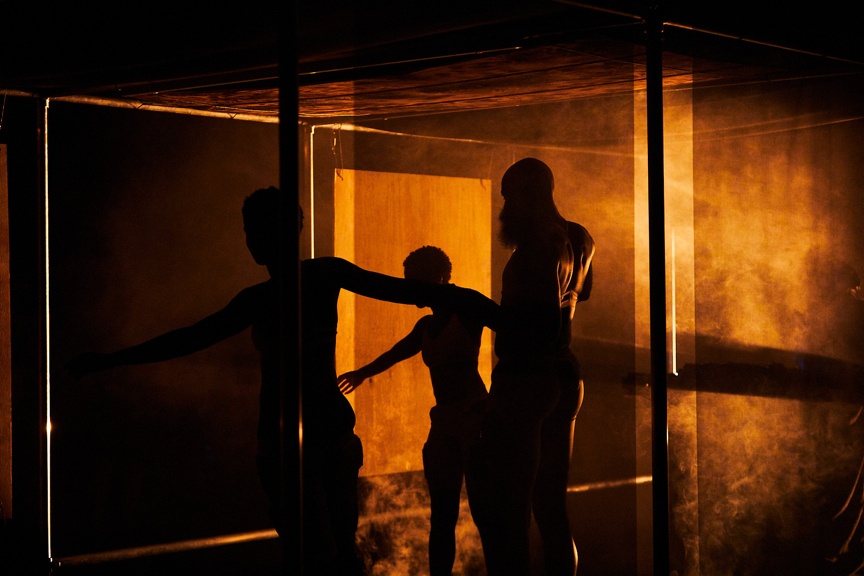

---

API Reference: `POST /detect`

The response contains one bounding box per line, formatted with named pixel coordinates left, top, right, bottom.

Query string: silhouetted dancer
left=66, top=186, right=499, bottom=576
left=337, top=246, right=489, bottom=576
left=467, top=158, right=595, bottom=576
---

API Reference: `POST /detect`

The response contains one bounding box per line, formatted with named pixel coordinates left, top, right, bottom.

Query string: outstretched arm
left=337, top=317, right=426, bottom=394
left=65, top=284, right=263, bottom=379
left=433, top=283, right=501, bottom=332
left=321, top=257, right=501, bottom=330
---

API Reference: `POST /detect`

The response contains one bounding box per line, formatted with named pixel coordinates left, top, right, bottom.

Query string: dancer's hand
left=337, top=371, right=366, bottom=394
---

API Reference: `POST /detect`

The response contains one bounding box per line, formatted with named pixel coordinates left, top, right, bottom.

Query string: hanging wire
left=485, top=149, right=495, bottom=192
left=332, top=124, right=344, bottom=180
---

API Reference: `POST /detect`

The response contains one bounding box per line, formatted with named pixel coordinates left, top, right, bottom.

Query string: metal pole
left=645, top=5, right=670, bottom=576
left=279, top=1, right=301, bottom=574
left=41, top=96, right=53, bottom=570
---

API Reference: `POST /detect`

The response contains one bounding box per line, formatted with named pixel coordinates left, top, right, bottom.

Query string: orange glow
left=334, top=169, right=492, bottom=476
left=668, top=387, right=864, bottom=573
left=356, top=475, right=483, bottom=573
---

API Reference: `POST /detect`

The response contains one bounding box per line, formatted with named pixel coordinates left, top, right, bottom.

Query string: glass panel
left=677, top=70, right=864, bottom=575
left=48, top=102, right=281, bottom=569
left=304, top=81, right=647, bottom=571
left=39, top=6, right=864, bottom=575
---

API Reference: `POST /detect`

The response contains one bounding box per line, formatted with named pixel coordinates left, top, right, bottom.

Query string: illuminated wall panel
left=334, top=169, right=492, bottom=476
left=675, top=73, right=864, bottom=576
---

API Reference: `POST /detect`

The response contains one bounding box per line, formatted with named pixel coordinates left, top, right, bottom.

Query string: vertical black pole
left=39, top=98, right=51, bottom=572
left=646, top=6, right=670, bottom=576
left=7, top=95, right=51, bottom=574
left=4, top=94, right=52, bottom=573
left=279, top=2, right=301, bottom=574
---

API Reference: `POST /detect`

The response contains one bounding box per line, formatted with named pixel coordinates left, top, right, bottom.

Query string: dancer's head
left=498, top=158, right=558, bottom=248
left=242, top=186, right=302, bottom=265
left=403, top=245, right=452, bottom=285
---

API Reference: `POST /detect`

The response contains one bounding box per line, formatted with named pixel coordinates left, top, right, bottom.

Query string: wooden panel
left=335, top=169, right=492, bottom=476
